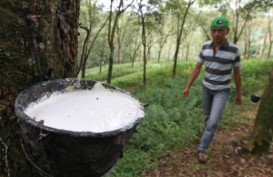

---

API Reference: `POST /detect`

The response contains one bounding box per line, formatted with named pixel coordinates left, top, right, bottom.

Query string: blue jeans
left=198, top=85, right=230, bottom=152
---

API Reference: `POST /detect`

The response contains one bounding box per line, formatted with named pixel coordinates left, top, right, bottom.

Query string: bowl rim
left=14, top=78, right=145, bottom=137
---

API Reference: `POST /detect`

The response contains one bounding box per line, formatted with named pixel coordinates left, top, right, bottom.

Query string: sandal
left=198, top=151, right=208, bottom=164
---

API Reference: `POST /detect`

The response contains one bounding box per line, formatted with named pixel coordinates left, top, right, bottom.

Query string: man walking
left=183, top=16, right=242, bottom=163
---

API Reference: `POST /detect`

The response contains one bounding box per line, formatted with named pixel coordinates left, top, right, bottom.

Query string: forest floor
left=141, top=100, right=273, bottom=177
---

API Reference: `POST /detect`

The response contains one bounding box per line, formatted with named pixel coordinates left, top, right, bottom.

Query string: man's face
left=210, top=27, right=229, bottom=43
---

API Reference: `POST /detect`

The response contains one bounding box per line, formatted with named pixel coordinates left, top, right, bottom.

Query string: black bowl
left=14, top=78, right=145, bottom=177
left=250, top=94, right=261, bottom=103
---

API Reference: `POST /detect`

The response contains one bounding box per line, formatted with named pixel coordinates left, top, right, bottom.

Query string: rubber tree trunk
left=172, top=0, right=195, bottom=78
left=0, top=0, right=80, bottom=176
left=250, top=67, right=273, bottom=154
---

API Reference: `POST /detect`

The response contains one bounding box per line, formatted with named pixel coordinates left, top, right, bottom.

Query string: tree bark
left=172, top=0, right=195, bottom=78
left=232, top=0, right=254, bottom=44
left=139, top=2, right=147, bottom=86
left=78, top=1, right=108, bottom=78
left=250, top=67, right=273, bottom=154
left=107, top=0, right=116, bottom=84
left=0, top=0, right=80, bottom=176
left=107, top=0, right=132, bottom=84
left=267, top=21, right=273, bottom=59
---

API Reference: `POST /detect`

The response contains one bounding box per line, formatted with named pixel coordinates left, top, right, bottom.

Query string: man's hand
left=182, top=62, right=203, bottom=98
left=236, top=94, right=242, bottom=105
left=183, top=88, right=189, bottom=97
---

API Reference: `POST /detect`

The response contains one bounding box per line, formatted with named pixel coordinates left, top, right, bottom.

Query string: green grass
left=85, top=59, right=273, bottom=177
left=84, top=60, right=177, bottom=82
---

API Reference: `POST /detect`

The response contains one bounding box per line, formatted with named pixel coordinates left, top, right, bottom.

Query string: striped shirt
left=198, top=40, right=241, bottom=90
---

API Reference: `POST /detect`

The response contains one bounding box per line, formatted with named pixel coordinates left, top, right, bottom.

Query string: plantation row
left=85, top=59, right=273, bottom=177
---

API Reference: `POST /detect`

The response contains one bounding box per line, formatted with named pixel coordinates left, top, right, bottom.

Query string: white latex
left=24, top=83, right=144, bottom=133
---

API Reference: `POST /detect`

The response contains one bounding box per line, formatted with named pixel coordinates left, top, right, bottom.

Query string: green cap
left=211, top=16, right=229, bottom=29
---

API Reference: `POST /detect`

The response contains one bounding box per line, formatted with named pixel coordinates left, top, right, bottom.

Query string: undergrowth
left=85, top=59, right=273, bottom=177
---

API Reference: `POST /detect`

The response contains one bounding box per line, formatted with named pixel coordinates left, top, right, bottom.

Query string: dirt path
left=141, top=103, right=273, bottom=177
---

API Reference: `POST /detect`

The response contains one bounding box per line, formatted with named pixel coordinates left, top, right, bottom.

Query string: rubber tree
left=237, top=3, right=273, bottom=153
left=167, top=0, right=196, bottom=78
left=266, top=16, right=273, bottom=59
left=0, top=0, right=80, bottom=176
left=242, top=20, right=252, bottom=59
left=137, top=0, right=160, bottom=86
left=78, top=0, right=109, bottom=78
left=231, top=0, right=253, bottom=44
left=107, top=0, right=133, bottom=84
left=116, top=13, right=135, bottom=64
left=260, top=15, right=272, bottom=59
left=249, top=67, right=273, bottom=154
left=138, top=0, right=148, bottom=86
left=154, top=6, right=174, bottom=63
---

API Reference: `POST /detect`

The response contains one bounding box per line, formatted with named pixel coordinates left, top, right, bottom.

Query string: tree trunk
left=157, top=45, right=163, bottom=63
left=99, top=32, right=107, bottom=75
left=172, top=0, right=195, bottom=78
left=78, top=0, right=93, bottom=77
left=243, top=22, right=250, bottom=59
left=167, top=37, right=173, bottom=61
left=140, top=12, right=147, bottom=86
left=185, top=44, right=190, bottom=61
left=247, top=40, right=251, bottom=59
left=78, top=3, right=108, bottom=78
left=131, top=44, right=140, bottom=68
left=117, top=18, right=123, bottom=64
left=232, top=0, right=253, bottom=45
left=260, top=26, right=268, bottom=58
left=107, top=0, right=129, bottom=84
left=267, top=41, right=273, bottom=59
left=250, top=67, right=273, bottom=154
left=267, top=22, right=273, bottom=59
left=233, top=0, right=240, bottom=44
left=147, top=37, right=153, bottom=61
left=0, top=0, right=80, bottom=176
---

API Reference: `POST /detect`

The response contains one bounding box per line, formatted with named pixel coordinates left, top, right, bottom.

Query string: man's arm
left=233, top=66, right=242, bottom=105
left=183, top=62, right=203, bottom=97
